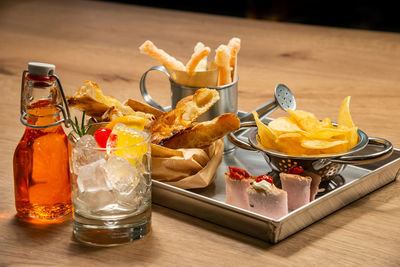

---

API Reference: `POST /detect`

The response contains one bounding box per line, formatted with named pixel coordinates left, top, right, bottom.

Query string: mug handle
left=140, top=65, right=171, bottom=112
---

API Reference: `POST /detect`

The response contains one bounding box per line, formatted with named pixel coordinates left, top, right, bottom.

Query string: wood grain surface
left=1, top=0, right=399, bottom=265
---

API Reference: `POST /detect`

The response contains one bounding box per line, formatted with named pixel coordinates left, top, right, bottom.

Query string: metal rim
left=169, top=75, right=239, bottom=91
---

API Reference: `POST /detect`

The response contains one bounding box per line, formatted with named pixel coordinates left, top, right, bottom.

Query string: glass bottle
left=13, top=62, right=72, bottom=223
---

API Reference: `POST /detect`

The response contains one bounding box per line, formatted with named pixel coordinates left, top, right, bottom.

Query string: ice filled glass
left=69, top=123, right=151, bottom=246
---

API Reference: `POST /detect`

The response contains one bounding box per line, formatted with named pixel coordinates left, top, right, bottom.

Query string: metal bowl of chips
left=228, top=121, right=393, bottom=181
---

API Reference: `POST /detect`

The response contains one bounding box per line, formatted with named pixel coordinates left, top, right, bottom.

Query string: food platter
left=52, top=36, right=396, bottom=245
left=152, top=112, right=400, bottom=243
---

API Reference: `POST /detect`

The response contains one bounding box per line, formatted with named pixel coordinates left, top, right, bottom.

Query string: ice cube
left=105, top=155, right=139, bottom=194
left=116, top=190, right=141, bottom=208
left=77, top=190, right=115, bottom=213
left=76, top=158, right=115, bottom=212
left=71, top=135, right=104, bottom=174
left=77, top=158, right=112, bottom=192
left=115, top=167, right=151, bottom=209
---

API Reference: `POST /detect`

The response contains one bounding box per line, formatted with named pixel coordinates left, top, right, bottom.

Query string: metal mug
left=140, top=65, right=238, bottom=152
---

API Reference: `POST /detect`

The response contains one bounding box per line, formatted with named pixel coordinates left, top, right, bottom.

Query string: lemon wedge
left=108, top=123, right=148, bottom=166
left=106, top=115, right=146, bottom=130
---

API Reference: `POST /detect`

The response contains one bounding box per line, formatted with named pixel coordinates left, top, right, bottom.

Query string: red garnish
left=94, top=128, right=112, bottom=148
left=255, top=174, right=273, bottom=184
left=288, top=165, right=304, bottom=175
left=229, top=166, right=250, bottom=180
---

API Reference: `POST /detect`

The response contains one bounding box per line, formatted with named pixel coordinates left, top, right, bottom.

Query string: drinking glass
left=68, top=125, right=151, bottom=246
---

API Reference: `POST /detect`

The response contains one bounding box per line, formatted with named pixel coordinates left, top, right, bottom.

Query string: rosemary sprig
left=69, top=111, right=92, bottom=137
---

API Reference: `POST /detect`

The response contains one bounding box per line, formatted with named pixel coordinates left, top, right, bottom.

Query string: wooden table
left=1, top=0, right=399, bottom=265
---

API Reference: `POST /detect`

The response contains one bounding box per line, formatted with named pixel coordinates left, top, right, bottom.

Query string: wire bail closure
left=19, top=70, right=71, bottom=129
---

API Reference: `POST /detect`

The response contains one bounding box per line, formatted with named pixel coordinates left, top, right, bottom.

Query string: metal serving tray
left=152, top=116, right=400, bottom=243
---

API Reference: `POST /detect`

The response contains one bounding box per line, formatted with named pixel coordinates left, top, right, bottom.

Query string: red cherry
left=94, top=128, right=112, bottom=148
left=255, top=174, right=273, bottom=184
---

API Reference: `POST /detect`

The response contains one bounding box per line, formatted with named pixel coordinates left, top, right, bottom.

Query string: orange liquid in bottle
left=13, top=100, right=71, bottom=223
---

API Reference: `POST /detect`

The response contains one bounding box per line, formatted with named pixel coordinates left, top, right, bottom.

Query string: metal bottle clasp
left=19, top=70, right=71, bottom=129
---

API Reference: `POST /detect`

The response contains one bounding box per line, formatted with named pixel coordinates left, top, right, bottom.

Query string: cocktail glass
left=68, top=124, right=151, bottom=246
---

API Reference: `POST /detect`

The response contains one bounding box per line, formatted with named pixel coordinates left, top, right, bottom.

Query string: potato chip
left=253, top=96, right=359, bottom=156
left=338, top=96, right=358, bottom=149
left=275, top=133, right=308, bottom=155
left=252, top=111, right=276, bottom=149
left=305, top=127, right=349, bottom=140
left=276, top=132, right=303, bottom=140
left=301, top=139, right=348, bottom=149
left=268, top=117, right=303, bottom=134
left=320, top=118, right=334, bottom=128
left=338, top=96, right=354, bottom=128
left=287, top=110, right=320, bottom=132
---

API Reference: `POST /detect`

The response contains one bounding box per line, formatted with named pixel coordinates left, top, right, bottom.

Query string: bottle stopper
left=28, top=62, right=55, bottom=77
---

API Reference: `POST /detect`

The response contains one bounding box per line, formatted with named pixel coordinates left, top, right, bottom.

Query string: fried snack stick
left=139, top=40, right=186, bottom=71
left=228, top=37, right=241, bottom=69
left=228, top=37, right=241, bottom=80
left=162, top=113, right=240, bottom=149
left=214, top=45, right=232, bottom=86
left=193, top=42, right=208, bottom=71
left=149, top=88, right=220, bottom=144
left=186, top=43, right=210, bottom=74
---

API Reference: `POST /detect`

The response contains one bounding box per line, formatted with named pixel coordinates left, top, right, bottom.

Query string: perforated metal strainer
left=228, top=121, right=393, bottom=182
left=239, top=84, right=296, bottom=122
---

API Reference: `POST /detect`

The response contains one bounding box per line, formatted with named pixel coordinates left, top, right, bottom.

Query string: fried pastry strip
left=162, top=113, right=240, bottom=149
left=227, top=37, right=241, bottom=69
left=124, top=99, right=164, bottom=118
left=67, top=80, right=135, bottom=121
left=186, top=43, right=210, bottom=74
left=193, top=42, right=208, bottom=71
left=214, top=45, right=232, bottom=86
left=139, top=40, right=186, bottom=71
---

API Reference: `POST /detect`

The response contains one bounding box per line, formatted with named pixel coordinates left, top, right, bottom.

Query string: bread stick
left=214, top=45, right=232, bottom=86
left=139, top=40, right=186, bottom=71
left=163, top=113, right=240, bottom=149
left=185, top=45, right=210, bottom=74
left=227, top=37, right=241, bottom=69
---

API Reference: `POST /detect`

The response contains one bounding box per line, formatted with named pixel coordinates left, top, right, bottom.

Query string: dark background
left=101, top=0, right=400, bottom=33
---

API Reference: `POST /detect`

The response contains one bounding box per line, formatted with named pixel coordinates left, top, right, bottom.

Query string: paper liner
left=165, top=66, right=218, bottom=87
left=151, top=138, right=224, bottom=189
